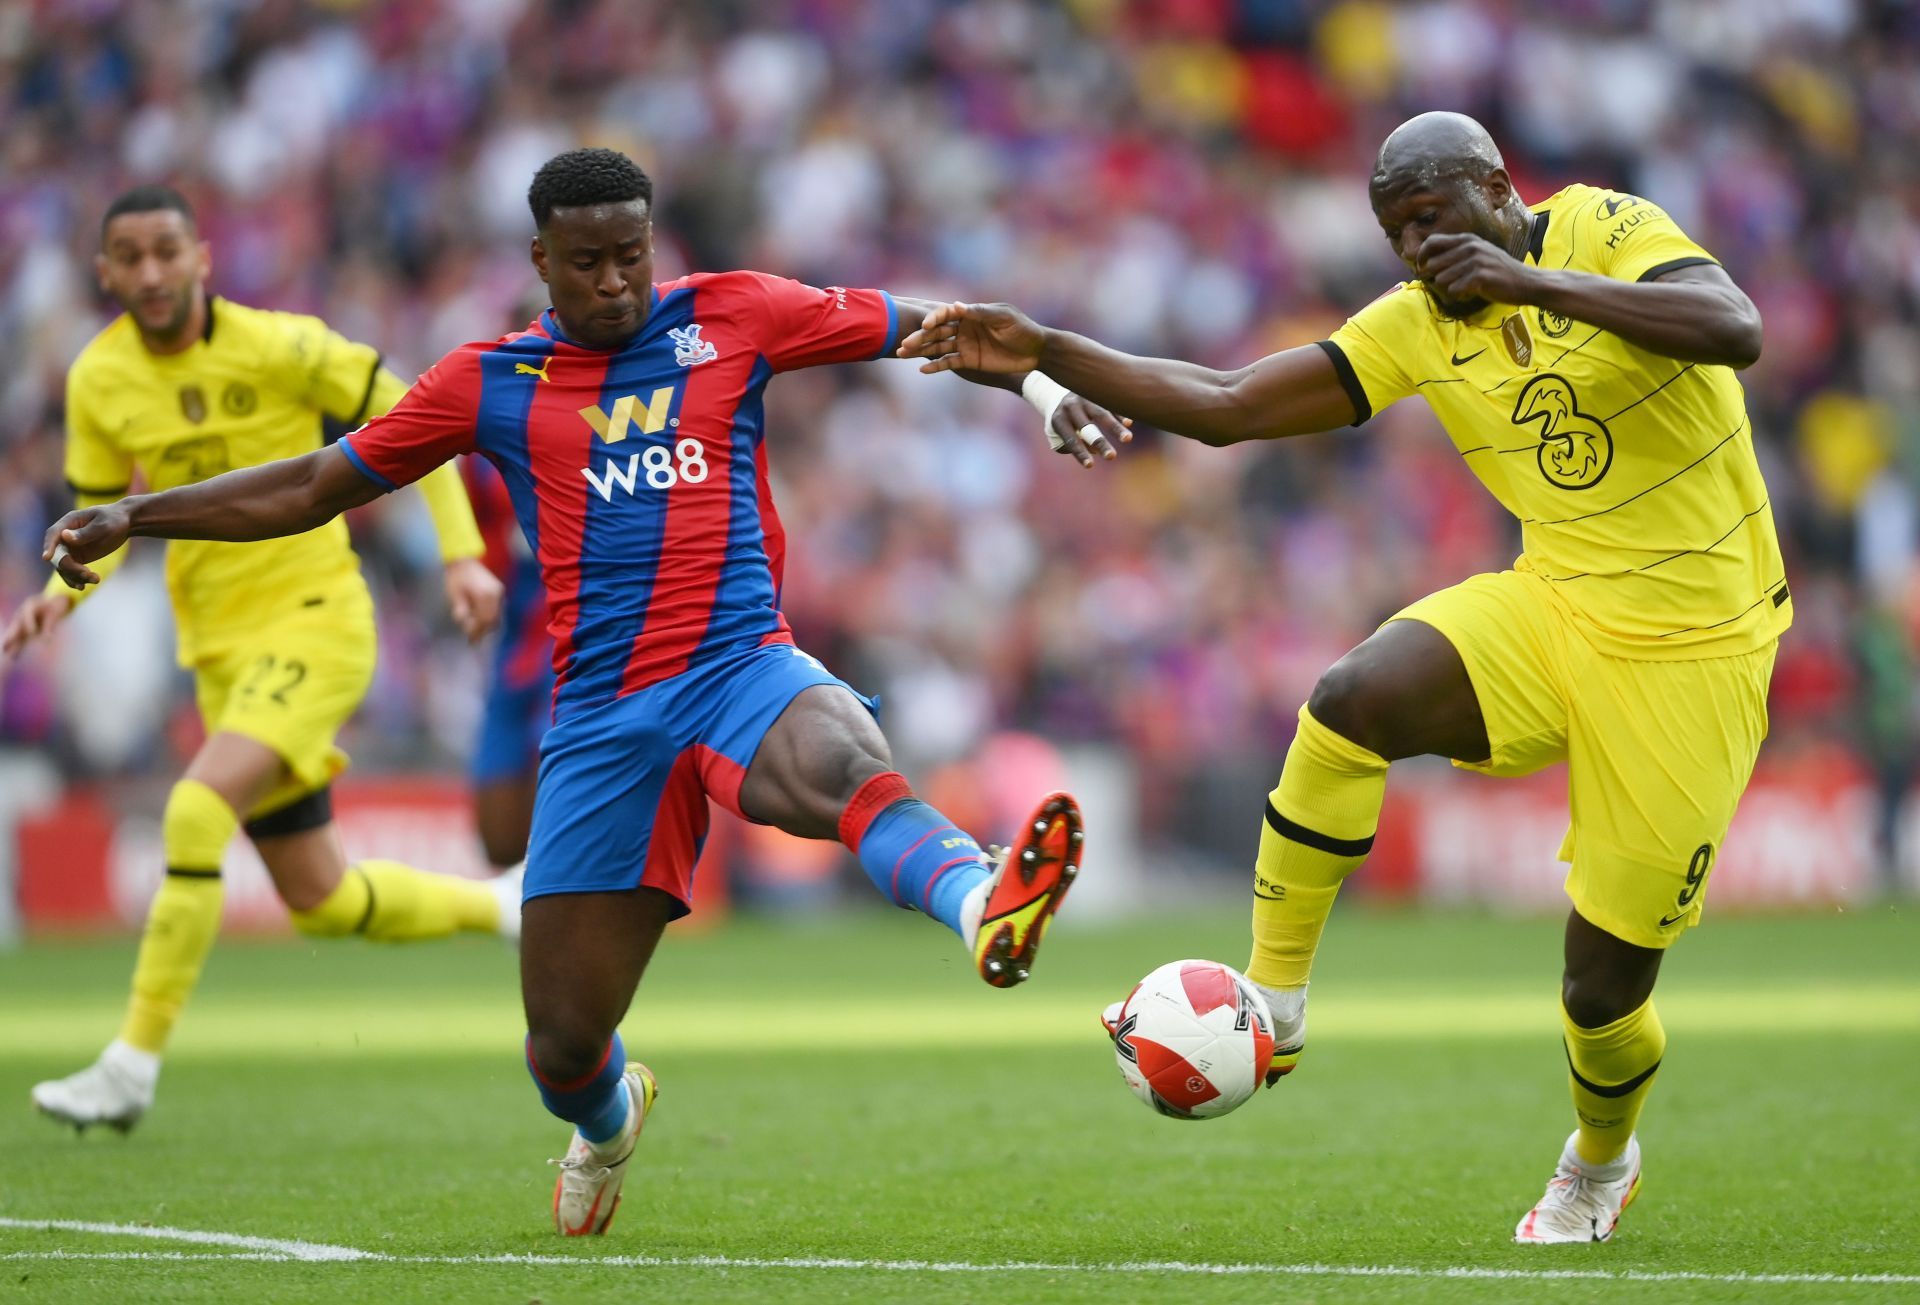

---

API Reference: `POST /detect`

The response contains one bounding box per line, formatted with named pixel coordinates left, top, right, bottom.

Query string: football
left=1112, top=960, right=1275, bottom=1120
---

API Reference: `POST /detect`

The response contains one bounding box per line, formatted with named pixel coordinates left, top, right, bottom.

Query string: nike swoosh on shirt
left=1450, top=347, right=1487, bottom=366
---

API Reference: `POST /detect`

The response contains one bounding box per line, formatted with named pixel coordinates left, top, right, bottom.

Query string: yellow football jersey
left=1323, top=183, right=1791, bottom=660
left=59, top=298, right=478, bottom=664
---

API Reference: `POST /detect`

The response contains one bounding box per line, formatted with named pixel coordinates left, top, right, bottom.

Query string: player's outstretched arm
left=887, top=294, right=1133, bottom=466
left=44, top=446, right=381, bottom=590
left=898, top=302, right=1360, bottom=447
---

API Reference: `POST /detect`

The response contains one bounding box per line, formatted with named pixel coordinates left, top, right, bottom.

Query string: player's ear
left=93, top=251, right=110, bottom=295
left=530, top=235, right=550, bottom=284
left=195, top=240, right=212, bottom=284
left=1485, top=167, right=1513, bottom=209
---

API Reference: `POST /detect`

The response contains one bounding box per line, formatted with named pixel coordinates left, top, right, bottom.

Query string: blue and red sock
left=839, top=772, right=991, bottom=938
left=526, top=1033, right=631, bottom=1143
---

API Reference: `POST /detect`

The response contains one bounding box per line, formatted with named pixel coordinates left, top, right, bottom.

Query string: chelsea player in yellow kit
left=3, top=186, right=517, bottom=1132
left=903, top=113, right=1786, bottom=1244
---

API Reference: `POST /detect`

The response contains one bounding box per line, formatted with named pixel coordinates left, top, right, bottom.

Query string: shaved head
left=1370, top=112, right=1505, bottom=204
left=1366, top=112, right=1532, bottom=319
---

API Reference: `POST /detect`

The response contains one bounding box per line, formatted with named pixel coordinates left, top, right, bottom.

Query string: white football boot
left=31, top=1040, right=159, bottom=1133
left=1514, top=1130, right=1642, bottom=1244
left=1251, top=982, right=1307, bottom=1084
left=550, top=1063, right=658, bottom=1236
left=491, top=862, right=526, bottom=944
left=1101, top=980, right=1307, bottom=1087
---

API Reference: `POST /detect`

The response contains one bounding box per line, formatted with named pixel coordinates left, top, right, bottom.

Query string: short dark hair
left=101, top=184, right=195, bottom=240
left=527, top=148, right=653, bottom=229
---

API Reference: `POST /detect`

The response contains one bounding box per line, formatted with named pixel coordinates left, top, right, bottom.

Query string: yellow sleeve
left=62, top=362, right=134, bottom=497
left=265, top=311, right=388, bottom=424
left=414, top=461, right=485, bottom=563
left=1575, top=188, right=1720, bottom=284
left=360, top=363, right=411, bottom=421
left=354, top=362, right=485, bottom=562
left=49, top=366, right=137, bottom=606
left=1321, top=285, right=1424, bottom=423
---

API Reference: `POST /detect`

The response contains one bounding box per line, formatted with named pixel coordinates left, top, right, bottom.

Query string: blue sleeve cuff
left=336, top=436, right=398, bottom=493
left=872, top=291, right=898, bottom=361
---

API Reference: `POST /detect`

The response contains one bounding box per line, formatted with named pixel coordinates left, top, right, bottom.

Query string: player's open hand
left=899, top=302, right=1046, bottom=375
left=42, top=504, right=132, bottom=590
left=1418, top=233, right=1539, bottom=307
left=443, top=556, right=505, bottom=644
left=1, top=593, right=74, bottom=660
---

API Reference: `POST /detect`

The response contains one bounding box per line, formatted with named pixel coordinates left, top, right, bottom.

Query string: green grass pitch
left=2, top=904, right=1916, bottom=1303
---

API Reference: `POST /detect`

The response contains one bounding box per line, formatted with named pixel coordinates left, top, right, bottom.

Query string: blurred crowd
left=3, top=0, right=1918, bottom=876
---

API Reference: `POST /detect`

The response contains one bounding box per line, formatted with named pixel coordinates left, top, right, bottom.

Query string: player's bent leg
left=251, top=790, right=515, bottom=942
left=743, top=686, right=989, bottom=929
left=740, top=684, right=1083, bottom=986
left=1236, top=620, right=1490, bottom=1086
left=522, top=887, right=676, bottom=1236
left=283, top=854, right=510, bottom=942
left=1307, top=619, right=1492, bottom=764
left=1516, top=910, right=1666, bottom=1244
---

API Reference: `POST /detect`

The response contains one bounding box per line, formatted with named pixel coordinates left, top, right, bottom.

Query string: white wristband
left=1022, top=372, right=1075, bottom=451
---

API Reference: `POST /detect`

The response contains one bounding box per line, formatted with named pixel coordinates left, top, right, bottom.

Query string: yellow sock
left=1247, top=704, right=1389, bottom=989
left=120, top=779, right=236, bottom=1054
left=289, top=859, right=499, bottom=941
left=1564, top=997, right=1666, bottom=1165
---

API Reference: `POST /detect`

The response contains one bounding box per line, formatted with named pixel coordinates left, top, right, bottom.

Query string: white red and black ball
left=1113, top=960, right=1274, bottom=1120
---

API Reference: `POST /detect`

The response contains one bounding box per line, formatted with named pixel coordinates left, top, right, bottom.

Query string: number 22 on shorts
left=240, top=653, right=307, bottom=707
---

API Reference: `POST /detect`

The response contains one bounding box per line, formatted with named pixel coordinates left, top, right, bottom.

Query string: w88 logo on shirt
left=578, top=385, right=713, bottom=501
left=583, top=439, right=710, bottom=501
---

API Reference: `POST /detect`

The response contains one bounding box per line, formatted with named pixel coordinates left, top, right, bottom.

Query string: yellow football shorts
left=191, top=586, right=377, bottom=821
left=1392, top=569, right=1775, bottom=950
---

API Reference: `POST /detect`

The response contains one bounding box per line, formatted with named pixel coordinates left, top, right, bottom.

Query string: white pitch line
left=0, top=1217, right=369, bottom=1261
left=1, top=1224, right=1917, bottom=1288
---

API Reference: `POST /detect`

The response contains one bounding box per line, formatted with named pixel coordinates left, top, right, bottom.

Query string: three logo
left=1510, top=372, right=1613, bottom=490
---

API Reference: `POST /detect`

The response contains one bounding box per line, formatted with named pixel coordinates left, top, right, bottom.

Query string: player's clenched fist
left=1417, top=232, right=1540, bottom=307
left=443, top=556, right=506, bottom=645
left=43, top=503, right=133, bottom=590
left=898, top=301, right=1047, bottom=375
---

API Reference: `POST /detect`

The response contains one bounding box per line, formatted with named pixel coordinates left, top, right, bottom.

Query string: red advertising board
left=14, top=778, right=730, bottom=934
left=10, top=763, right=1885, bottom=934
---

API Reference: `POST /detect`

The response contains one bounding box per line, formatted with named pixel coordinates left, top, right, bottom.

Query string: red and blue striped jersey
left=340, top=271, right=897, bottom=719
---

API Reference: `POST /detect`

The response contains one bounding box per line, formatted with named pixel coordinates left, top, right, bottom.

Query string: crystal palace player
left=904, top=113, right=1787, bottom=1245
left=45, top=148, right=1125, bottom=1235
